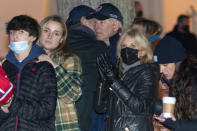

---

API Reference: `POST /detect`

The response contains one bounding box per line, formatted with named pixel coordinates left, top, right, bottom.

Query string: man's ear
left=113, top=20, right=121, bottom=32
left=80, top=16, right=87, bottom=25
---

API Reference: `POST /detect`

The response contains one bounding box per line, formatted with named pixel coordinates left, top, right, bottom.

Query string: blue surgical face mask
left=8, top=41, right=29, bottom=54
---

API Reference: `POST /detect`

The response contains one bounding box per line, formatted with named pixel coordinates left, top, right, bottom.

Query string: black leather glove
left=97, top=54, right=131, bottom=101
left=97, top=53, right=117, bottom=83
left=162, top=118, right=176, bottom=129
left=98, top=67, right=112, bottom=90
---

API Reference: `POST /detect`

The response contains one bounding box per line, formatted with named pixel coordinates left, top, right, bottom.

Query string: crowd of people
left=0, top=2, right=197, bottom=131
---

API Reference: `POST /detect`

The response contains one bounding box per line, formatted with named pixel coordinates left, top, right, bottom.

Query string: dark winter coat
left=0, top=45, right=57, bottom=131
left=67, top=24, right=107, bottom=131
left=97, top=63, right=160, bottom=131
left=166, top=25, right=197, bottom=52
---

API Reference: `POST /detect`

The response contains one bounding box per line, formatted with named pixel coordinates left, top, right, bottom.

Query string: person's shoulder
left=144, top=62, right=159, bottom=70
left=62, top=53, right=81, bottom=66
left=188, top=32, right=196, bottom=38
left=94, top=40, right=108, bottom=52
left=62, top=53, right=81, bottom=72
left=2, top=59, right=9, bottom=66
left=2, top=59, right=16, bottom=71
left=166, top=31, right=174, bottom=36
left=126, top=63, right=157, bottom=78
left=65, top=54, right=80, bottom=62
left=138, top=63, right=160, bottom=75
left=34, top=61, right=54, bottom=71
left=96, top=40, right=107, bottom=46
left=95, top=40, right=107, bottom=47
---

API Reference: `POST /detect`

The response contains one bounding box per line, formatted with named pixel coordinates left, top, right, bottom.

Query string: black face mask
left=183, top=25, right=189, bottom=33
left=121, top=47, right=139, bottom=65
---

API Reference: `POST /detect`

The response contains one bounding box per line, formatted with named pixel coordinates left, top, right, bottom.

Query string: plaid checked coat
left=53, top=53, right=82, bottom=131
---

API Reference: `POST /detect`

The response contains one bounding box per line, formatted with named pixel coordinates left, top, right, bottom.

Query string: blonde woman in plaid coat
left=38, top=15, right=82, bottom=131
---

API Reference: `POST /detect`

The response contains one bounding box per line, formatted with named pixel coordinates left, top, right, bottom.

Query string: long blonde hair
left=39, top=15, right=74, bottom=59
left=132, top=17, right=163, bottom=39
left=117, top=28, right=153, bottom=65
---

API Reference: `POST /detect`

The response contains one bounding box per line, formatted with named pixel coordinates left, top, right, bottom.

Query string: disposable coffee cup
left=162, top=96, right=176, bottom=118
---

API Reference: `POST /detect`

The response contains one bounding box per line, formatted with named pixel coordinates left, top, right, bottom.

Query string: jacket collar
left=6, top=44, right=46, bottom=69
left=109, top=32, right=119, bottom=46
left=107, top=32, right=120, bottom=63
left=122, top=61, right=141, bottom=74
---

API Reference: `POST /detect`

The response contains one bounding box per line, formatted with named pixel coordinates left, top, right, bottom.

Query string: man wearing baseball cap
left=89, top=3, right=123, bottom=24
left=90, top=3, right=123, bottom=63
left=90, top=3, right=123, bottom=131
left=66, top=5, right=107, bottom=131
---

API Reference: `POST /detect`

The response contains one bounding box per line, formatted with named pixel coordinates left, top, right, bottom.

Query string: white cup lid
left=162, top=96, right=176, bottom=104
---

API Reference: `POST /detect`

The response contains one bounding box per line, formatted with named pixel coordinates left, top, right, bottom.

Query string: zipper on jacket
left=14, top=60, right=36, bottom=131
left=109, top=87, right=127, bottom=108
left=98, top=83, right=103, bottom=105
left=109, top=77, right=128, bottom=107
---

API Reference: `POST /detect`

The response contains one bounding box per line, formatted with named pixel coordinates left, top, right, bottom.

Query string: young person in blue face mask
left=0, top=15, right=57, bottom=131
left=96, top=28, right=160, bottom=131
